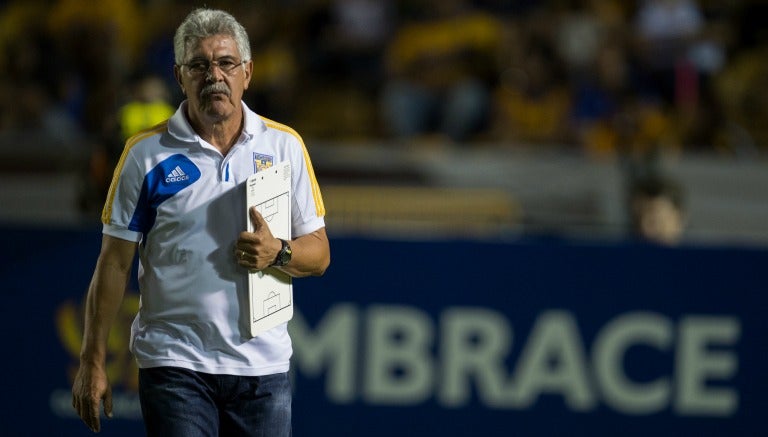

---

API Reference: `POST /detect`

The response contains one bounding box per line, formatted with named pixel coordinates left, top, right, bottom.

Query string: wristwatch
left=271, top=239, right=292, bottom=267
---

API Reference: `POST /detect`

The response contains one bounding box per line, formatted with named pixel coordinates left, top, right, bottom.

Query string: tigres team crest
left=253, top=153, right=273, bottom=172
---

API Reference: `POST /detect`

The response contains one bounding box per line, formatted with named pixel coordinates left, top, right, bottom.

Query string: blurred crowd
left=1, top=0, right=767, bottom=211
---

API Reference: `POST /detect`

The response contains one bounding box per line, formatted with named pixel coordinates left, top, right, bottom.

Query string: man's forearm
left=279, top=228, right=330, bottom=278
left=79, top=236, right=137, bottom=363
left=80, top=262, right=130, bottom=363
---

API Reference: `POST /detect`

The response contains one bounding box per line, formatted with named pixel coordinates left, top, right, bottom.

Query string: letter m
left=289, top=304, right=358, bottom=403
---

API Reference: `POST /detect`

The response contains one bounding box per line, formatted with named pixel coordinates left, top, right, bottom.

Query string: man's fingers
left=72, top=368, right=112, bottom=432
left=73, top=390, right=113, bottom=432
left=104, top=386, right=114, bottom=419
left=85, top=398, right=102, bottom=432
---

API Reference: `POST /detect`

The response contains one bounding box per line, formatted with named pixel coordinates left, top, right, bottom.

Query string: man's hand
left=235, top=207, right=281, bottom=270
left=72, top=363, right=113, bottom=433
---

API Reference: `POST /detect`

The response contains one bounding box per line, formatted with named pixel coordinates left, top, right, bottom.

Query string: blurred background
left=2, top=1, right=767, bottom=436
left=0, top=0, right=766, bottom=244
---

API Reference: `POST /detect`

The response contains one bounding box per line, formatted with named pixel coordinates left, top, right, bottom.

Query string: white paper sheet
left=245, top=161, right=293, bottom=337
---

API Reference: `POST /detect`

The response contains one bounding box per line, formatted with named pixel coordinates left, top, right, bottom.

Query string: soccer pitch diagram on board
left=245, top=161, right=293, bottom=337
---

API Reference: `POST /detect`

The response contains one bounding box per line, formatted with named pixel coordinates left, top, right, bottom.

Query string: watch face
left=281, top=244, right=292, bottom=263
left=279, top=253, right=290, bottom=264
left=276, top=239, right=292, bottom=266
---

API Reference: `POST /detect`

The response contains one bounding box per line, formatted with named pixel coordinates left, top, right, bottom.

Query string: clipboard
left=245, top=161, right=293, bottom=337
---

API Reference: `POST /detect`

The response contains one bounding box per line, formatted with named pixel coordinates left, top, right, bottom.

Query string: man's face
left=174, top=34, right=252, bottom=125
left=634, top=196, right=685, bottom=245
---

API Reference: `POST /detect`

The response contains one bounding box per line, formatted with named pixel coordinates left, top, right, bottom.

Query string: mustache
left=200, top=82, right=231, bottom=98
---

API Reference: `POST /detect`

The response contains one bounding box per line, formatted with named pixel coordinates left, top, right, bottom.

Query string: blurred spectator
left=571, top=45, right=682, bottom=159
left=0, top=0, right=83, bottom=153
left=46, top=0, right=143, bottom=137
left=551, top=0, right=626, bottom=153
left=490, top=32, right=571, bottom=146
left=632, top=0, right=707, bottom=107
left=569, top=40, right=632, bottom=157
left=79, top=71, right=174, bottom=218
left=141, top=1, right=191, bottom=106
left=322, top=0, right=394, bottom=87
left=118, top=72, right=174, bottom=141
left=553, top=0, right=606, bottom=79
left=237, top=3, right=301, bottom=125
left=713, top=39, right=768, bottom=154
left=44, top=0, right=145, bottom=215
left=380, top=0, right=504, bottom=144
left=627, top=175, right=686, bottom=245
left=0, top=0, right=764, bottom=161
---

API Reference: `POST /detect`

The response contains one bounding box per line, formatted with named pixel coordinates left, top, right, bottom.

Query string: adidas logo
left=165, top=166, right=190, bottom=183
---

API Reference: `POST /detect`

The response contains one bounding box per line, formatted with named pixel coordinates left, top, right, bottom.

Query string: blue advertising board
left=1, top=226, right=765, bottom=436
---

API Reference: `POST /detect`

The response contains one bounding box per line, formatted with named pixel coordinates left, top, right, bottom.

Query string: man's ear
left=242, top=60, right=253, bottom=90
left=173, top=65, right=186, bottom=95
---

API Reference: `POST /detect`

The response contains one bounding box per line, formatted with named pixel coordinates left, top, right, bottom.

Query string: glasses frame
left=179, top=57, right=247, bottom=76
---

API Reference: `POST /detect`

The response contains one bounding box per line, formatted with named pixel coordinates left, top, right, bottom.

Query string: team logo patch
left=254, top=153, right=273, bottom=172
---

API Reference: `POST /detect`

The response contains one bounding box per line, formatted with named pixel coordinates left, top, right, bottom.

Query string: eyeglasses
left=180, top=58, right=246, bottom=76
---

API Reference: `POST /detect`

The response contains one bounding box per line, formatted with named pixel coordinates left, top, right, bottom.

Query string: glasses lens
left=217, top=60, right=238, bottom=72
left=188, top=61, right=208, bottom=74
left=185, top=59, right=241, bottom=75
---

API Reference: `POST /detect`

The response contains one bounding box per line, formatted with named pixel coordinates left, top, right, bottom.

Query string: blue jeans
left=138, top=367, right=292, bottom=437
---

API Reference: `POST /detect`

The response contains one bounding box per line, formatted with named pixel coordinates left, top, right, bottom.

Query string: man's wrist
left=271, top=238, right=292, bottom=267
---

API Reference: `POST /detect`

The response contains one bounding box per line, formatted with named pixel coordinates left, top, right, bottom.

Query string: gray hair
left=173, top=8, right=251, bottom=64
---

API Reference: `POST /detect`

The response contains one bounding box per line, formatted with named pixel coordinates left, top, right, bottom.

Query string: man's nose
left=205, top=65, right=225, bottom=81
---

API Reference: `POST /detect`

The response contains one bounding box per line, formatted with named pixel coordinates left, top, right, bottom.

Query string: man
left=71, top=8, right=330, bottom=436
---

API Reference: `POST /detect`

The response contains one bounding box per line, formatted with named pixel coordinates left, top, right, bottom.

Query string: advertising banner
left=1, top=227, right=765, bottom=436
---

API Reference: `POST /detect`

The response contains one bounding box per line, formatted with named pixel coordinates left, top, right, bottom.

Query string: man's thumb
left=250, top=207, right=265, bottom=230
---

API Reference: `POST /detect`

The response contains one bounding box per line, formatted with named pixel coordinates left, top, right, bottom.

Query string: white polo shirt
left=101, top=101, right=325, bottom=376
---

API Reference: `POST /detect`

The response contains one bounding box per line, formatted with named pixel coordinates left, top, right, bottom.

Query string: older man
left=71, top=8, right=330, bottom=436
